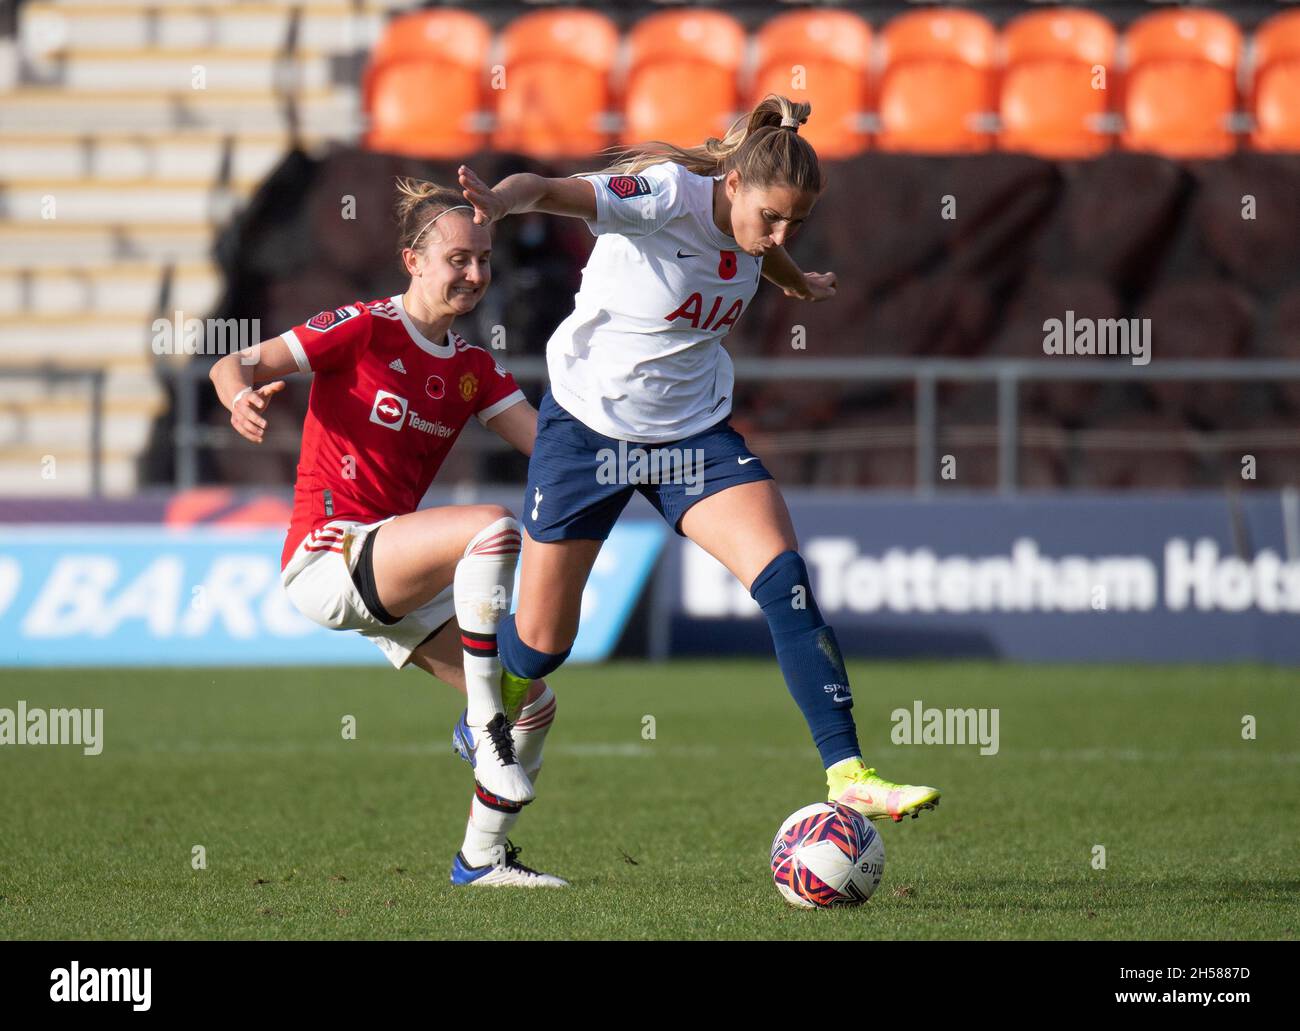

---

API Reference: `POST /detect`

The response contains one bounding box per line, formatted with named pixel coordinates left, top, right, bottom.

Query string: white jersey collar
left=393, top=293, right=456, bottom=358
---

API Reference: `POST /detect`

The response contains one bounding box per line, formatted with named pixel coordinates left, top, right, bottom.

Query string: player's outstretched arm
left=761, top=246, right=837, bottom=302
left=457, top=164, right=596, bottom=226
left=208, top=336, right=299, bottom=445
left=484, top=399, right=538, bottom=458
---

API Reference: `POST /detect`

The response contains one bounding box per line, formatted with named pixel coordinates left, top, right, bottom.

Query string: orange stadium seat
left=1251, top=10, right=1300, bottom=152
left=362, top=9, right=493, bottom=159
left=750, top=9, right=873, bottom=159
left=999, top=8, right=1117, bottom=159
left=876, top=9, right=998, bottom=153
left=623, top=10, right=746, bottom=148
left=1121, top=10, right=1242, bottom=158
left=491, top=9, right=619, bottom=160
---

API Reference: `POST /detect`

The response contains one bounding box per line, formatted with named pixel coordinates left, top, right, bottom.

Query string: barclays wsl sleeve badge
left=306, top=305, right=360, bottom=332
left=604, top=175, right=651, bottom=200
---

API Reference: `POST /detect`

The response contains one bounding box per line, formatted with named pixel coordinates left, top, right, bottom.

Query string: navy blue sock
left=750, top=551, right=861, bottom=768
left=497, top=612, right=572, bottom=680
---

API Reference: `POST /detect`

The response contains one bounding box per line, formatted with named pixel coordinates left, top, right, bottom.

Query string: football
left=770, top=802, right=885, bottom=908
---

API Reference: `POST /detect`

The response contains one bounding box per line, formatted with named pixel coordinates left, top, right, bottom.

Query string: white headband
left=411, top=204, right=474, bottom=248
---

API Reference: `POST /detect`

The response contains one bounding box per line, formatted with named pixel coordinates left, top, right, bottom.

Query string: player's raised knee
left=463, top=506, right=522, bottom=558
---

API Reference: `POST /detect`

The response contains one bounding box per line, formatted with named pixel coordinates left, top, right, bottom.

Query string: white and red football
left=770, top=802, right=885, bottom=908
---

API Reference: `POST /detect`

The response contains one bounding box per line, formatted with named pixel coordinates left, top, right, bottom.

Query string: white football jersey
left=544, top=160, right=763, bottom=443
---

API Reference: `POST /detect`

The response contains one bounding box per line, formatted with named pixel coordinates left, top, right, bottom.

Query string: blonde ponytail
left=587, top=94, right=822, bottom=194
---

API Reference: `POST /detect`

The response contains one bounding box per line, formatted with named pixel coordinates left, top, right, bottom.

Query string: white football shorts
left=280, top=516, right=456, bottom=669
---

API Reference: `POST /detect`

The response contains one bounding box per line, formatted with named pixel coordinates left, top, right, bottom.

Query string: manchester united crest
left=458, top=372, right=478, bottom=402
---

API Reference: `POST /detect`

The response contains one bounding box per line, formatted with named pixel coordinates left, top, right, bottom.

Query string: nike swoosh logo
left=737, top=456, right=758, bottom=465
left=676, top=249, right=698, bottom=258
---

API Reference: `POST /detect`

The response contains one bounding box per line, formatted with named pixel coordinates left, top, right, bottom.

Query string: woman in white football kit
left=459, top=95, right=941, bottom=823
left=208, top=177, right=567, bottom=887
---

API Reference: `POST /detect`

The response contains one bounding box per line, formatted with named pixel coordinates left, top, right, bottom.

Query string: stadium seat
left=936, top=407, right=1070, bottom=490
left=1121, top=10, right=1243, bottom=158
left=1188, top=154, right=1300, bottom=294
left=623, top=10, right=746, bottom=147
left=1259, top=283, right=1300, bottom=412
left=1251, top=10, right=1300, bottom=152
left=0, top=223, right=216, bottom=270
left=362, top=9, right=492, bottom=159
left=0, top=263, right=220, bottom=318
left=876, top=9, right=998, bottom=154
left=1141, top=278, right=1254, bottom=423
left=59, top=48, right=331, bottom=92
left=998, top=8, right=1117, bottom=159
left=0, top=86, right=358, bottom=137
left=808, top=405, right=915, bottom=487
left=0, top=131, right=291, bottom=186
left=1235, top=415, right=1300, bottom=489
left=988, top=275, right=1122, bottom=423
left=491, top=9, right=619, bottom=160
left=1075, top=412, right=1200, bottom=489
left=750, top=9, right=872, bottom=159
left=17, top=2, right=340, bottom=54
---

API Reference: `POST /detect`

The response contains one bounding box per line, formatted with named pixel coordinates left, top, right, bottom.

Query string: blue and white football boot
left=454, top=711, right=534, bottom=806
left=450, top=841, right=569, bottom=889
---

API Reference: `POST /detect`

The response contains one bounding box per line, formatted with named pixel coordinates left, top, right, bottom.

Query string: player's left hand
left=458, top=165, right=509, bottom=227
left=787, top=271, right=836, bottom=302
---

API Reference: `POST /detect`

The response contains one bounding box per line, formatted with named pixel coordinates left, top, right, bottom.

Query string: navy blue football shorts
left=522, top=390, right=773, bottom=542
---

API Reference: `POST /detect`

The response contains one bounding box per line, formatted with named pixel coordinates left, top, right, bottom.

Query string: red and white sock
left=512, top=684, right=557, bottom=783
left=453, top=516, right=521, bottom=728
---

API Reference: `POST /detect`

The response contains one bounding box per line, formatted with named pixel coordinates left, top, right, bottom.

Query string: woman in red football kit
left=208, top=178, right=568, bottom=887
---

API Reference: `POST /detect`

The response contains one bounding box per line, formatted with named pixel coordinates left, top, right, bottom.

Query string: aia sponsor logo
left=664, top=293, right=745, bottom=332
left=369, top=389, right=408, bottom=431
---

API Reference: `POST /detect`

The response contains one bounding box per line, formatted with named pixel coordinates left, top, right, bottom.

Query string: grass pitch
left=0, top=661, right=1296, bottom=940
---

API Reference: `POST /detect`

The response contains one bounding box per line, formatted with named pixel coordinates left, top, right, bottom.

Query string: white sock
left=462, top=797, right=520, bottom=866
left=453, top=516, right=521, bottom=727
left=460, top=687, right=557, bottom=865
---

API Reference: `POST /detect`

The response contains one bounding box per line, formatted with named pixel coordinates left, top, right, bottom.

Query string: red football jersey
left=277, top=294, right=525, bottom=569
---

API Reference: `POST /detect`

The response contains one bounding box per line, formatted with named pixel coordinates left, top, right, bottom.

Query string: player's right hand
left=457, top=164, right=509, bottom=227
left=231, top=381, right=285, bottom=444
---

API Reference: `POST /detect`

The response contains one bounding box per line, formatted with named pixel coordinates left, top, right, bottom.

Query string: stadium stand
left=1251, top=9, right=1300, bottom=152
left=363, top=7, right=494, bottom=159
left=750, top=8, right=873, bottom=159
left=1120, top=8, right=1244, bottom=158
left=998, top=8, right=1118, bottom=159
left=875, top=8, right=999, bottom=153
left=490, top=7, right=620, bottom=159
left=1, top=0, right=394, bottom=493
left=624, top=8, right=747, bottom=147
left=1, top=1, right=1298, bottom=497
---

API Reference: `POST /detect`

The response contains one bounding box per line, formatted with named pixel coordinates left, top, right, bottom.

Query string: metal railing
left=158, top=357, right=1300, bottom=495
